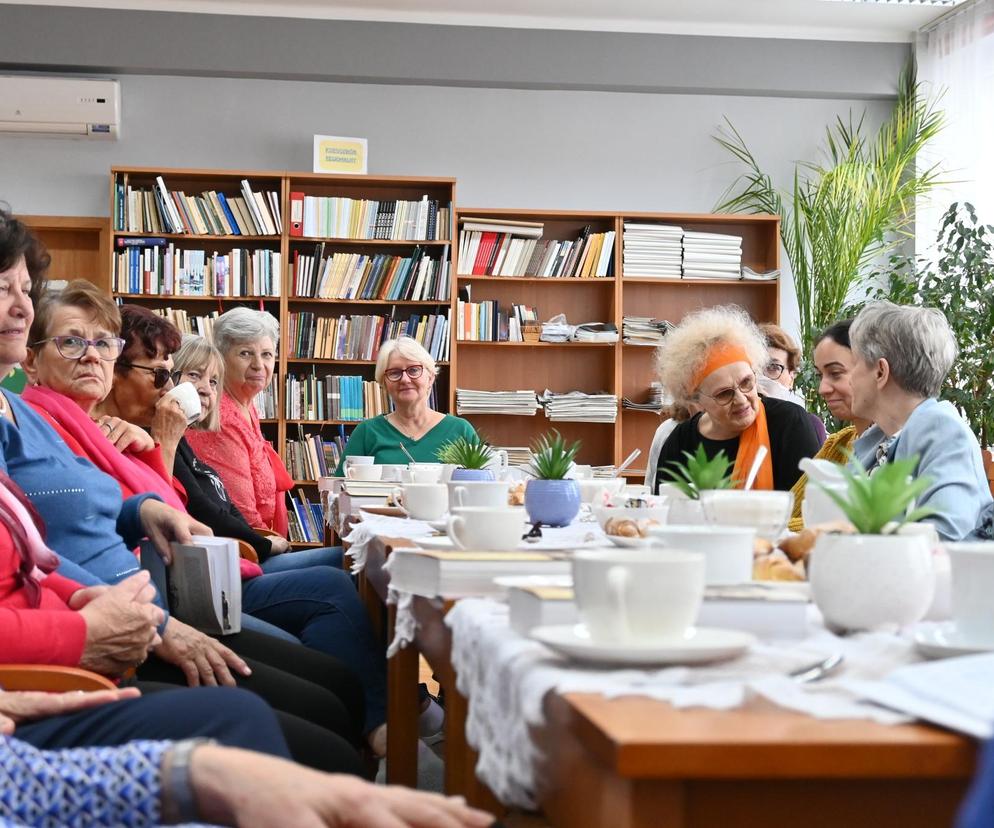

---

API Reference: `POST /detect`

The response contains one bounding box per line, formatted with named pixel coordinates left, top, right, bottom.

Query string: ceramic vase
left=525, top=479, right=581, bottom=527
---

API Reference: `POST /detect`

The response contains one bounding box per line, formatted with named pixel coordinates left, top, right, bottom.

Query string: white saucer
left=530, top=624, right=754, bottom=666
left=604, top=534, right=652, bottom=548
left=413, top=535, right=526, bottom=553
left=914, top=622, right=994, bottom=660
left=426, top=518, right=449, bottom=532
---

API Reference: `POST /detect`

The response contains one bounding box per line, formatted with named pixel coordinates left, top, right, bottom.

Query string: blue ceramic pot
left=525, top=479, right=581, bottom=527
left=450, top=468, right=495, bottom=482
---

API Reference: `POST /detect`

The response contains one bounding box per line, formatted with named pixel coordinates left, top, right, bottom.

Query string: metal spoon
left=398, top=442, right=417, bottom=464
left=743, top=444, right=769, bottom=490
left=613, top=448, right=641, bottom=478
left=789, top=653, right=844, bottom=684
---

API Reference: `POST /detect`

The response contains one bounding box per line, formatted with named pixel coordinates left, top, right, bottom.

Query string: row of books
left=113, top=240, right=281, bottom=297
left=253, top=379, right=278, bottom=420
left=455, top=300, right=539, bottom=342
left=114, top=175, right=281, bottom=236
left=287, top=489, right=325, bottom=544
left=621, top=222, right=751, bottom=281
left=291, top=244, right=450, bottom=301
left=285, top=312, right=451, bottom=362
left=285, top=433, right=346, bottom=481
left=284, top=374, right=390, bottom=422
left=152, top=308, right=219, bottom=338
left=458, top=225, right=615, bottom=279
left=293, top=194, right=451, bottom=241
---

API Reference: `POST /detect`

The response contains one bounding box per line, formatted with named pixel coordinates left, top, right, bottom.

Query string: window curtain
left=916, top=0, right=994, bottom=254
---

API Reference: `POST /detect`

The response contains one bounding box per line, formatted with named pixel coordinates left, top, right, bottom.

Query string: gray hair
left=375, top=337, right=437, bottom=385
left=850, top=300, right=957, bottom=398
left=212, top=307, right=279, bottom=355
left=173, top=334, right=225, bottom=431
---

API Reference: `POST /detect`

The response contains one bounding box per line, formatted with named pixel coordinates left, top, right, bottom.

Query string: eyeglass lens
left=53, top=335, right=123, bottom=361
left=386, top=365, right=424, bottom=381
left=713, top=375, right=756, bottom=405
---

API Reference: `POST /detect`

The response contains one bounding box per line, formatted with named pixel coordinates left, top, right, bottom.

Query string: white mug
left=485, top=449, right=509, bottom=470
left=648, top=524, right=756, bottom=585
left=378, top=464, right=406, bottom=483
left=577, top=478, right=625, bottom=504
left=345, top=455, right=375, bottom=467
left=572, top=548, right=705, bottom=645
left=946, top=541, right=994, bottom=646
left=447, top=506, right=526, bottom=552
left=447, top=480, right=511, bottom=510
left=405, top=463, right=445, bottom=484
left=164, top=381, right=202, bottom=425
left=392, top=483, right=448, bottom=521
left=346, top=465, right=383, bottom=482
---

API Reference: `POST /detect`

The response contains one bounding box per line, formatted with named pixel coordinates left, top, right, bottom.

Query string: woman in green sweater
left=334, top=336, right=477, bottom=474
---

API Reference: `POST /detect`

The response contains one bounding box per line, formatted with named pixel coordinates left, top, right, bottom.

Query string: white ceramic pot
left=808, top=533, right=935, bottom=632
left=666, top=497, right=704, bottom=525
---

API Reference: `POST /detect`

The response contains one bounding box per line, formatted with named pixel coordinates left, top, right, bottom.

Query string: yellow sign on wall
left=313, top=135, right=368, bottom=175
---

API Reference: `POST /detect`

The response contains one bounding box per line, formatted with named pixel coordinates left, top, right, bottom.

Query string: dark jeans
left=17, top=686, right=289, bottom=759
left=241, top=565, right=387, bottom=734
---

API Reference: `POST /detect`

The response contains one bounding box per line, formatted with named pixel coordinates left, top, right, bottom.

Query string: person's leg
left=261, top=545, right=343, bottom=572
left=17, top=686, right=289, bottom=758
left=242, top=611, right=301, bottom=643
left=240, top=568, right=386, bottom=734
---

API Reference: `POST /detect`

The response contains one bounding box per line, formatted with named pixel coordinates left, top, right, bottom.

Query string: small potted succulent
left=436, top=434, right=496, bottom=482
left=808, top=455, right=937, bottom=632
left=658, top=445, right=736, bottom=524
left=524, top=430, right=582, bottom=527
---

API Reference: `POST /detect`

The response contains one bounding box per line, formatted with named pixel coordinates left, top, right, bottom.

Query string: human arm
left=147, top=396, right=189, bottom=477
left=95, top=414, right=155, bottom=454
left=0, top=687, right=141, bottom=733
left=136, top=499, right=213, bottom=565
left=153, top=618, right=250, bottom=687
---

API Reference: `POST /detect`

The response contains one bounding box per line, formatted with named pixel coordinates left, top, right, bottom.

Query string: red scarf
left=0, top=470, right=59, bottom=607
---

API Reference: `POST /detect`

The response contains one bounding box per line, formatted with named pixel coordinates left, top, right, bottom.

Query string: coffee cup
left=577, top=478, right=626, bottom=504
left=569, top=464, right=594, bottom=480
left=699, top=490, right=793, bottom=541
left=164, top=381, right=202, bottom=425
left=648, top=524, right=756, bottom=585
left=392, top=483, right=448, bottom=521
left=447, top=480, right=511, bottom=510
left=345, top=455, right=375, bottom=467
left=405, top=463, right=445, bottom=484
left=447, top=506, right=526, bottom=551
left=346, top=464, right=383, bottom=482
left=945, top=541, right=994, bottom=647
left=572, top=548, right=705, bottom=645
left=378, top=463, right=406, bottom=483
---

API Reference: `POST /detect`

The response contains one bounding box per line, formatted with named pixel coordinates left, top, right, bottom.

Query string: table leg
left=386, top=603, right=420, bottom=787
left=443, top=679, right=504, bottom=813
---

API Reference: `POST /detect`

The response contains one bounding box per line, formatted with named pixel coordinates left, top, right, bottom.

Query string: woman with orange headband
left=652, top=305, right=820, bottom=494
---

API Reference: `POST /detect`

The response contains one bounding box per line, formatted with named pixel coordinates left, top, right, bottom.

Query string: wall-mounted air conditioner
left=0, top=76, right=120, bottom=139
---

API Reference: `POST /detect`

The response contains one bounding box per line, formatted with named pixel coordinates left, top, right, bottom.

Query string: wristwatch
left=160, top=738, right=214, bottom=824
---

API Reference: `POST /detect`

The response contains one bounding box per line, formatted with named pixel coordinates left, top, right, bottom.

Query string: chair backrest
left=0, top=664, right=116, bottom=692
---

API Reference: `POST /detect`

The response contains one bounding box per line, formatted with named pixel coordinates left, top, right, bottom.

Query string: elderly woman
left=787, top=319, right=873, bottom=531
left=334, top=335, right=477, bottom=473
left=185, top=307, right=338, bottom=572
left=653, top=305, right=820, bottom=494
left=848, top=301, right=992, bottom=541
left=0, top=220, right=365, bottom=773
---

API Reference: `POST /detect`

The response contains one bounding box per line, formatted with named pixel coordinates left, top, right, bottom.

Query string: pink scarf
left=0, top=470, right=59, bottom=607
left=21, top=384, right=186, bottom=511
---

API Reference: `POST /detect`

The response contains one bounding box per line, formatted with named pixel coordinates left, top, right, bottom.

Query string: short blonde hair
left=655, top=305, right=768, bottom=405
left=375, top=337, right=437, bottom=385
left=172, top=334, right=225, bottom=431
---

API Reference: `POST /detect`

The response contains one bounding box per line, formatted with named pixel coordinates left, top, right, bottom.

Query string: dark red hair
left=118, top=304, right=182, bottom=362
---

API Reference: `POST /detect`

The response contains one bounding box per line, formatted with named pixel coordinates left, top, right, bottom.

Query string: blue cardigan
left=852, top=398, right=992, bottom=541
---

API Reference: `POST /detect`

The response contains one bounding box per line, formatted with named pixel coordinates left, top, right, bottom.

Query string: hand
left=0, top=687, right=142, bottom=735
left=77, top=571, right=164, bottom=676
left=139, top=499, right=213, bottom=564
left=150, top=396, right=188, bottom=452
left=190, top=745, right=494, bottom=828
left=67, top=584, right=110, bottom=610
left=154, top=618, right=250, bottom=687
left=268, top=536, right=290, bottom=556
left=96, top=415, right=155, bottom=453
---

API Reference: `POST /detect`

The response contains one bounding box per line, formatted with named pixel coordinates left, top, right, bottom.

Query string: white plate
left=412, top=534, right=579, bottom=553
left=604, top=534, right=652, bottom=548
left=530, top=623, right=754, bottom=666
left=914, top=622, right=994, bottom=660
left=426, top=518, right=449, bottom=532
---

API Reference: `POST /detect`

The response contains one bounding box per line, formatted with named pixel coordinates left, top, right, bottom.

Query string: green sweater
left=334, top=414, right=478, bottom=475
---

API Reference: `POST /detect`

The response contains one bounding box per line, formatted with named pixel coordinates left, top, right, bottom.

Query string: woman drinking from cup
left=652, top=305, right=820, bottom=494
left=848, top=301, right=991, bottom=541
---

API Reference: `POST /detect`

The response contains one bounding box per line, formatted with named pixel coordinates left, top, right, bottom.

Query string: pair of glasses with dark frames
left=384, top=365, right=425, bottom=382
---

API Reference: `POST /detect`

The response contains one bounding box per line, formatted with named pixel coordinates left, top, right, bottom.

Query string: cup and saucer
left=417, top=506, right=528, bottom=553
left=913, top=622, right=994, bottom=660
left=529, top=547, right=754, bottom=667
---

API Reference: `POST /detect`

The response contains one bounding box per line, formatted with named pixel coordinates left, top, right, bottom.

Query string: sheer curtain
left=916, top=0, right=994, bottom=254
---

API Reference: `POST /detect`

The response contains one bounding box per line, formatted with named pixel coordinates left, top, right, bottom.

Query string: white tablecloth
left=445, top=598, right=922, bottom=809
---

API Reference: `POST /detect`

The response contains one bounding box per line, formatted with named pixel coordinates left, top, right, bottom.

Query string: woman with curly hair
left=652, top=305, right=820, bottom=494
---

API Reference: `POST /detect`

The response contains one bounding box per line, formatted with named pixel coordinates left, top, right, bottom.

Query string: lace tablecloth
left=445, top=598, right=923, bottom=809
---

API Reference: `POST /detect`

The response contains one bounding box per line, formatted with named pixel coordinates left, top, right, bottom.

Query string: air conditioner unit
left=0, top=76, right=120, bottom=139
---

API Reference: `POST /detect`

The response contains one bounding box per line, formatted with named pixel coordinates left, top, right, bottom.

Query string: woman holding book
left=334, top=335, right=477, bottom=474
left=652, top=305, right=820, bottom=494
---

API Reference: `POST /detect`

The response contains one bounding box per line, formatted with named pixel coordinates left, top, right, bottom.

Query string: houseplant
left=524, top=431, right=582, bottom=527
left=658, top=445, right=736, bottom=524
left=436, top=434, right=496, bottom=482
left=808, top=455, right=937, bottom=631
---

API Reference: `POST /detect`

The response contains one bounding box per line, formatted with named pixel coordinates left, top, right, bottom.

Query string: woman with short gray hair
left=849, top=300, right=991, bottom=540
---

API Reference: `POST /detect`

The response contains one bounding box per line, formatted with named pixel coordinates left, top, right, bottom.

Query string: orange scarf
left=732, top=399, right=774, bottom=490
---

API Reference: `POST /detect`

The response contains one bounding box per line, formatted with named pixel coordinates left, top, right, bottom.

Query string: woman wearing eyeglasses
left=333, top=336, right=477, bottom=475
left=652, top=305, right=821, bottom=494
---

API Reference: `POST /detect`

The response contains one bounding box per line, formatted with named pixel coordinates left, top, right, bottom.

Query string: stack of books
left=742, top=266, right=781, bottom=282
left=387, top=549, right=571, bottom=598
left=291, top=245, right=449, bottom=301
left=285, top=433, right=346, bottom=481
left=457, top=217, right=544, bottom=276
left=284, top=374, right=389, bottom=422
left=682, top=231, right=743, bottom=280
left=252, top=379, right=277, bottom=420
left=498, top=447, right=533, bottom=466
left=622, top=316, right=674, bottom=345
left=456, top=301, right=539, bottom=342
left=622, top=223, right=683, bottom=279
left=456, top=389, right=540, bottom=416
left=572, top=322, right=619, bottom=343
left=295, top=194, right=450, bottom=241
left=622, top=382, right=669, bottom=412
left=153, top=309, right=220, bottom=339
left=540, top=390, right=618, bottom=423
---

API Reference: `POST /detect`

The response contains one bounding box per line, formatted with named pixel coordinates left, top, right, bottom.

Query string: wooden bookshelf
left=23, top=215, right=111, bottom=293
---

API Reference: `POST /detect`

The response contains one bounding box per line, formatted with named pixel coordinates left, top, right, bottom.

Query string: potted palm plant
left=436, top=434, right=496, bottom=482
left=525, top=431, right=582, bottom=527
left=658, top=445, right=736, bottom=524
left=808, top=455, right=937, bottom=632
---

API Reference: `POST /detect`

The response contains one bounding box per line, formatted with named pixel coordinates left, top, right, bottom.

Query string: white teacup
left=569, top=464, right=594, bottom=480
left=392, top=483, right=448, bottom=521
left=405, top=463, right=445, bottom=484
left=164, top=381, right=202, bottom=425
left=802, top=482, right=848, bottom=527
left=485, top=449, right=509, bottom=470
left=447, top=506, right=526, bottom=552
left=447, top=480, right=511, bottom=510
left=346, top=455, right=375, bottom=466
left=945, top=541, right=994, bottom=647
left=378, top=464, right=407, bottom=483
left=346, top=464, right=383, bottom=482
left=648, top=524, right=756, bottom=585
left=572, top=548, right=705, bottom=645
left=700, top=490, right=793, bottom=541
left=577, top=478, right=626, bottom=504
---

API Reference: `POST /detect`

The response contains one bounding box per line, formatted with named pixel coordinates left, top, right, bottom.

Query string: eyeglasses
left=171, top=369, right=219, bottom=391
left=118, top=361, right=173, bottom=389
left=384, top=365, right=425, bottom=383
left=763, top=362, right=788, bottom=380
left=699, top=374, right=757, bottom=407
left=34, top=335, right=126, bottom=361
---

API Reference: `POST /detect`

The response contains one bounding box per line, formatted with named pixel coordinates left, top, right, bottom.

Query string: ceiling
left=3, top=0, right=962, bottom=42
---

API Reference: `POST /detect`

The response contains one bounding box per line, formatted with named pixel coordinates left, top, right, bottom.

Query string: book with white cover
left=387, top=548, right=570, bottom=598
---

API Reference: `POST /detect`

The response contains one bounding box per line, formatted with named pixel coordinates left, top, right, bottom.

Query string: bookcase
left=23, top=215, right=111, bottom=292
left=452, top=208, right=780, bottom=480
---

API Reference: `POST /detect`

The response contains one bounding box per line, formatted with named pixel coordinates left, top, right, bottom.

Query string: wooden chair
left=983, top=449, right=994, bottom=498
left=235, top=539, right=259, bottom=564
left=0, top=664, right=116, bottom=692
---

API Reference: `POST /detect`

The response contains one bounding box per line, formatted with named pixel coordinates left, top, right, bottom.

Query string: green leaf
left=435, top=434, right=495, bottom=469
left=529, top=430, right=582, bottom=480
left=660, top=445, right=737, bottom=500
